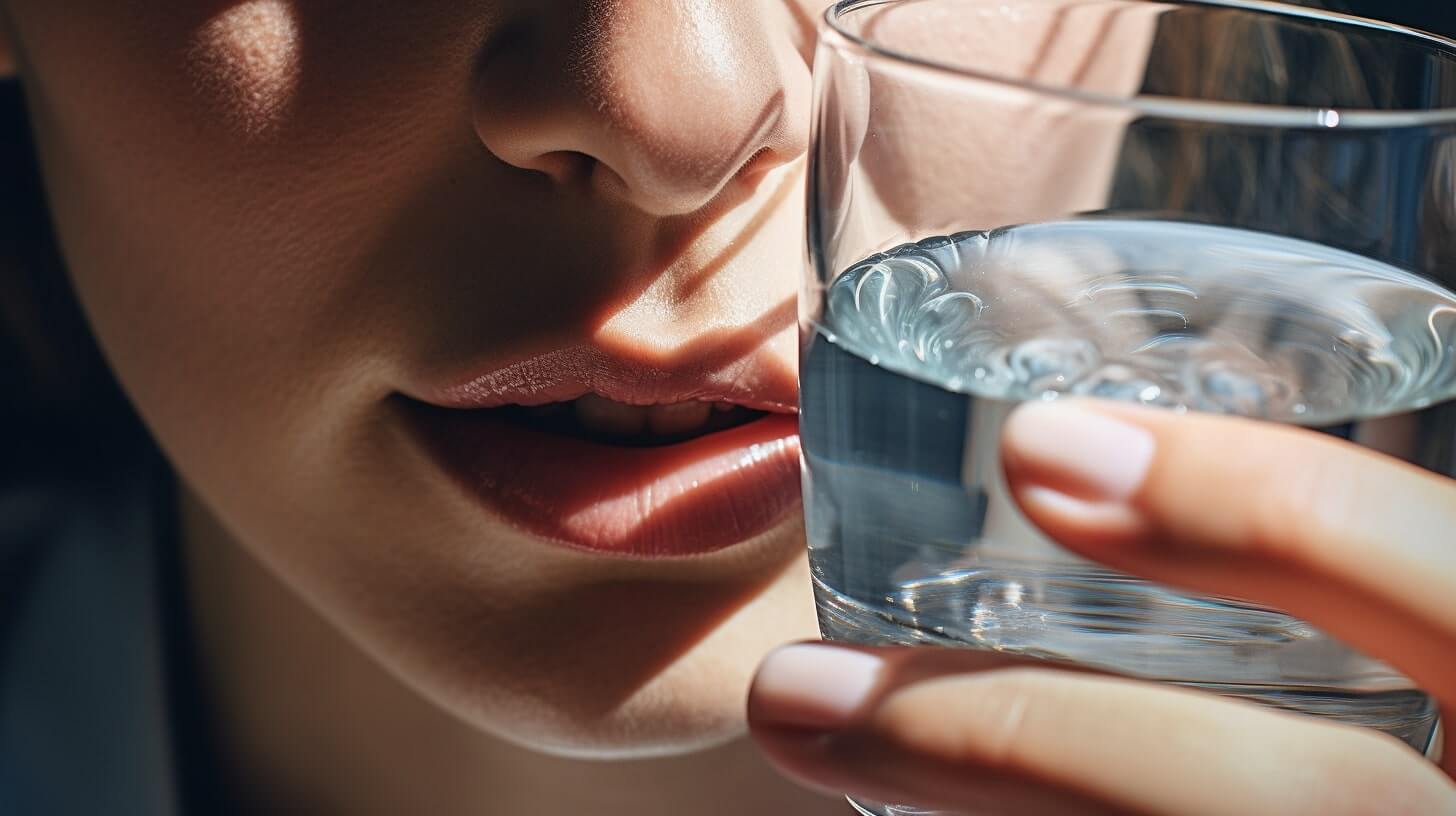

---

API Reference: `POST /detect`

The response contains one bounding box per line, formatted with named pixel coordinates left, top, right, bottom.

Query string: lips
left=402, top=346, right=801, bottom=557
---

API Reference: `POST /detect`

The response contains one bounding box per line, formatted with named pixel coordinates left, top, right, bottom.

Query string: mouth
left=401, top=349, right=801, bottom=558
left=498, top=395, right=768, bottom=447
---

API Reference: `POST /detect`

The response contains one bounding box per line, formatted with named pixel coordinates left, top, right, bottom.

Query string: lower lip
left=406, top=405, right=802, bottom=557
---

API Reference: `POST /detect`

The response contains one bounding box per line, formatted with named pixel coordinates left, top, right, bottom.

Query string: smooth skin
left=0, top=2, right=1452, bottom=814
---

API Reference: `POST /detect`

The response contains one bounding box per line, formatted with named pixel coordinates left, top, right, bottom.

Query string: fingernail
left=1004, top=402, right=1156, bottom=502
left=752, top=643, right=883, bottom=730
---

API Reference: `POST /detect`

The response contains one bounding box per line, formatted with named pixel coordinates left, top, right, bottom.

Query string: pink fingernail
left=1004, top=402, right=1156, bottom=501
left=752, top=643, right=883, bottom=730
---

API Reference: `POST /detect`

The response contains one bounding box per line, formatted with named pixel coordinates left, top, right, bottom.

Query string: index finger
left=1001, top=400, right=1456, bottom=765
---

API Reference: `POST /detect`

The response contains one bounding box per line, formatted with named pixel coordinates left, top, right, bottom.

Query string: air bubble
left=1009, top=337, right=1101, bottom=388
left=1072, top=364, right=1175, bottom=404
left=1197, top=362, right=1286, bottom=417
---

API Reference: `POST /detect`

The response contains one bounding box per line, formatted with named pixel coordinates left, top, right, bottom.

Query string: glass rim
left=821, top=0, right=1456, bottom=128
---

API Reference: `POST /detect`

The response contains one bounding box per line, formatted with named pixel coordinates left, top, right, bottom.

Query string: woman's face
left=2, top=0, right=828, bottom=755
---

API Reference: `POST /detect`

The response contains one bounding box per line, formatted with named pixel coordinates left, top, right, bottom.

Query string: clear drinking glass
left=802, top=2, right=1456, bottom=813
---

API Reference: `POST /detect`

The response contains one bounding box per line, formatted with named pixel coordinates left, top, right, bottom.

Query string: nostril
left=533, top=150, right=596, bottom=186
left=472, top=5, right=811, bottom=217
left=734, top=146, right=777, bottom=184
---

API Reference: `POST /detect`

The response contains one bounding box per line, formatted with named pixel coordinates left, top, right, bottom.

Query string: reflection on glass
left=803, top=4, right=1456, bottom=813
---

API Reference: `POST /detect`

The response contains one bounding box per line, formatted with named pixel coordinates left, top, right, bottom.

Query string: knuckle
left=870, top=670, right=1047, bottom=770
left=1242, top=439, right=1361, bottom=568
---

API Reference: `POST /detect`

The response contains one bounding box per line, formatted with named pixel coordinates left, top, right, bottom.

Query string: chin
left=456, top=550, right=822, bottom=760
left=503, top=670, right=762, bottom=761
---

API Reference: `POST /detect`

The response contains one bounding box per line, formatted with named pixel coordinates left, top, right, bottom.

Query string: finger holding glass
left=794, top=2, right=1456, bottom=813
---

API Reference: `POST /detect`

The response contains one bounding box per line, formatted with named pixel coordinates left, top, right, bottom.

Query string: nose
left=474, top=2, right=810, bottom=217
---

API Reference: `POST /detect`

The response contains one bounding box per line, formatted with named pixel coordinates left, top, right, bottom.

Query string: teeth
left=647, top=401, right=712, bottom=435
left=574, top=394, right=648, bottom=436
left=571, top=395, right=719, bottom=437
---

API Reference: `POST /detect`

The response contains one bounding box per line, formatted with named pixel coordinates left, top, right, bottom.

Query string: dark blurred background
left=1313, top=0, right=1454, bottom=35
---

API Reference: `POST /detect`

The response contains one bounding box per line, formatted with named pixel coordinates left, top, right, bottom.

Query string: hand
left=749, top=401, right=1456, bottom=815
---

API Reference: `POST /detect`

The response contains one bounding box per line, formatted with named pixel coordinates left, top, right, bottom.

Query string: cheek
left=8, top=1, right=515, bottom=605
left=12, top=3, right=310, bottom=393
left=188, top=0, right=302, bottom=137
left=11, top=2, right=451, bottom=458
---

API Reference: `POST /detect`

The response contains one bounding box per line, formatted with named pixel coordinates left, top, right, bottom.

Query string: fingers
left=749, top=643, right=1456, bottom=816
left=1000, top=400, right=1456, bottom=713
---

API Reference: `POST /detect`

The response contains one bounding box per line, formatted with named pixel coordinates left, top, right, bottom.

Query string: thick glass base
left=848, top=798, right=953, bottom=816
left=813, top=572, right=1442, bottom=752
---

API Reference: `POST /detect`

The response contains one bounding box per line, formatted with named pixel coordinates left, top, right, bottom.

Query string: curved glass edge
left=819, top=0, right=1456, bottom=128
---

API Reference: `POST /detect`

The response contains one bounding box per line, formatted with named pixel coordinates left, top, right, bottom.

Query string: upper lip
left=413, top=344, right=798, bottom=414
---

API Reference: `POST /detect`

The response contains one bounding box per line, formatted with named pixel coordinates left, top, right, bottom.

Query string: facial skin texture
left=21, top=4, right=1418, bottom=816
left=2, top=0, right=829, bottom=762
